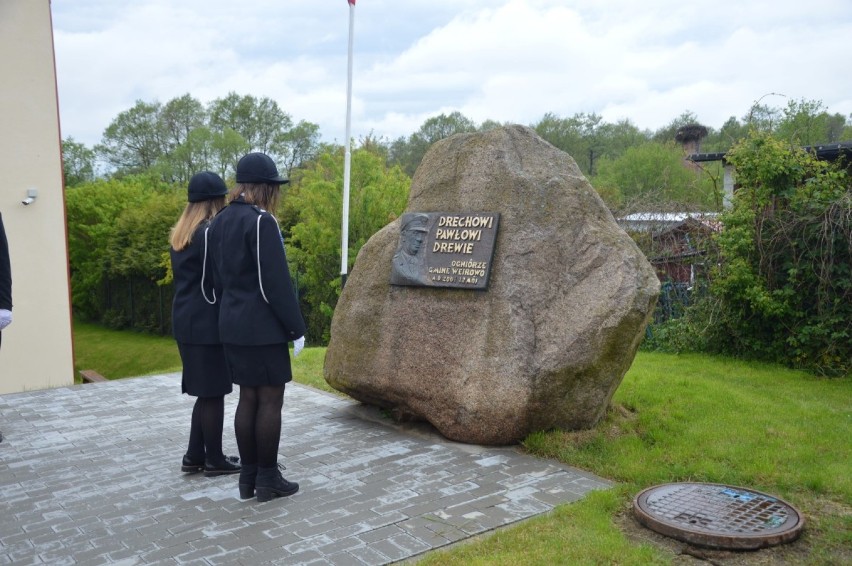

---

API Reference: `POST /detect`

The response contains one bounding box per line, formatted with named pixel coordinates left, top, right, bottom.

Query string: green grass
left=540, top=352, right=852, bottom=502
left=73, top=324, right=852, bottom=564
left=72, top=320, right=334, bottom=391
left=417, top=486, right=670, bottom=566
left=73, top=320, right=182, bottom=379
left=291, top=345, right=335, bottom=393
left=411, top=352, right=851, bottom=565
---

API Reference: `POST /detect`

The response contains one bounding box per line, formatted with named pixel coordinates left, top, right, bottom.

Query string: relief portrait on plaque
left=390, top=213, right=430, bottom=286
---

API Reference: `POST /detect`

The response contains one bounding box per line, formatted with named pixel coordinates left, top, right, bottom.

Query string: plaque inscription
left=390, top=212, right=500, bottom=289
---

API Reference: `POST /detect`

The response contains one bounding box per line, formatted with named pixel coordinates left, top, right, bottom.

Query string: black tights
left=186, top=396, right=225, bottom=464
left=234, top=385, right=284, bottom=467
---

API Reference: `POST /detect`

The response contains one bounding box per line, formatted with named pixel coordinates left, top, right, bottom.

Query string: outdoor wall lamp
left=21, top=188, right=37, bottom=206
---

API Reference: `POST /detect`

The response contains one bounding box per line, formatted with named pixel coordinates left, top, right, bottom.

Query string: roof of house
left=688, top=141, right=852, bottom=163
left=617, top=212, right=721, bottom=233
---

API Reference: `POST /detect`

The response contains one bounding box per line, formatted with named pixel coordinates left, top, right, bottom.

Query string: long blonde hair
left=230, top=182, right=281, bottom=213
left=169, top=197, right=226, bottom=251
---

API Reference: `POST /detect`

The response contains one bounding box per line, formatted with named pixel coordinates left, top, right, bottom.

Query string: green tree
left=164, top=126, right=217, bottom=183
left=96, top=92, right=321, bottom=182
left=208, top=92, right=291, bottom=154
left=388, top=112, right=478, bottom=177
left=821, top=112, right=849, bottom=143
left=159, top=94, right=206, bottom=151
left=775, top=98, right=849, bottom=146
left=387, top=135, right=413, bottom=172
left=156, top=94, right=208, bottom=183
left=595, top=119, right=649, bottom=164
left=208, top=92, right=319, bottom=178
left=61, top=137, right=96, bottom=187
left=417, top=111, right=477, bottom=142
left=98, top=94, right=228, bottom=183
left=275, top=120, right=321, bottom=176
left=98, top=100, right=166, bottom=173
left=210, top=127, right=251, bottom=179
left=743, top=101, right=783, bottom=133
left=356, top=132, right=391, bottom=161
left=534, top=112, right=647, bottom=176
left=594, top=141, right=719, bottom=212
left=478, top=119, right=505, bottom=132
left=286, top=146, right=410, bottom=343
left=842, top=114, right=852, bottom=141
left=534, top=112, right=588, bottom=169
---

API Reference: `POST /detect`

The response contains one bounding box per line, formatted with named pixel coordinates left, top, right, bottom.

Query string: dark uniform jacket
left=208, top=199, right=305, bottom=346
left=170, top=221, right=220, bottom=345
left=0, top=212, right=11, bottom=312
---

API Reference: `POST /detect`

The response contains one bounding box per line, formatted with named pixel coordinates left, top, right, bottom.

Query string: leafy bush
left=693, top=133, right=850, bottom=375
left=284, top=146, right=410, bottom=344
left=66, top=174, right=183, bottom=331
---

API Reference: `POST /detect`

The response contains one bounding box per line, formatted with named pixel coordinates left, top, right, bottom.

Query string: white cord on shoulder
left=201, top=225, right=216, bottom=304
left=257, top=214, right=270, bottom=303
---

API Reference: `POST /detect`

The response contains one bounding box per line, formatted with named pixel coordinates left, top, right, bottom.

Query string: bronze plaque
left=390, top=212, right=500, bottom=289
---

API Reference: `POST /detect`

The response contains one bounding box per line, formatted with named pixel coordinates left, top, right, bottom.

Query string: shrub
left=706, top=133, right=850, bottom=375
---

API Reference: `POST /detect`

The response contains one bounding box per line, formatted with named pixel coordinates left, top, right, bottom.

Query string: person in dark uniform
left=169, top=172, right=240, bottom=477
left=0, top=212, right=11, bottom=345
left=0, top=212, right=11, bottom=443
left=208, top=152, right=306, bottom=503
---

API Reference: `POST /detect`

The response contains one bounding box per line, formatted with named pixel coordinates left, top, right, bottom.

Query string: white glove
left=293, top=336, right=305, bottom=357
left=0, top=309, right=11, bottom=330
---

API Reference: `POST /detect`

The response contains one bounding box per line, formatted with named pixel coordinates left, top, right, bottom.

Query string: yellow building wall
left=0, top=0, right=75, bottom=393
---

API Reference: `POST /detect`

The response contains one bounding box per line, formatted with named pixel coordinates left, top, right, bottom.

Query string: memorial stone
left=324, top=125, right=660, bottom=445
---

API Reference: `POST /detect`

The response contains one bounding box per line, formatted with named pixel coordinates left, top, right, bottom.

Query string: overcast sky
left=51, top=0, right=852, bottom=149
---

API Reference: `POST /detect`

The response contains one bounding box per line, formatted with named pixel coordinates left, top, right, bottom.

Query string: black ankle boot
left=255, top=464, right=299, bottom=502
left=239, top=463, right=257, bottom=499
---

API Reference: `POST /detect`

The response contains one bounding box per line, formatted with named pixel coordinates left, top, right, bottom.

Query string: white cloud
left=51, top=0, right=852, bottom=148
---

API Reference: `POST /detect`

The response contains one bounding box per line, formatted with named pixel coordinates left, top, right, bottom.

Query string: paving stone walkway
left=0, top=373, right=611, bottom=565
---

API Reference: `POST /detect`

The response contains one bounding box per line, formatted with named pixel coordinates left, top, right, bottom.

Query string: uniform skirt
left=177, top=343, right=232, bottom=397
left=223, top=343, right=292, bottom=387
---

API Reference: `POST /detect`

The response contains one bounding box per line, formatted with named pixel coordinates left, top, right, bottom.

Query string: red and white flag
left=348, top=0, right=356, bottom=5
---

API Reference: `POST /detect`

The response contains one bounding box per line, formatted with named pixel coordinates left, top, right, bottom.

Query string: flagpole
left=341, top=1, right=355, bottom=288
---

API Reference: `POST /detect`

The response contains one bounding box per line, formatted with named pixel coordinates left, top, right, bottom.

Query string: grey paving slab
left=0, top=373, right=611, bottom=565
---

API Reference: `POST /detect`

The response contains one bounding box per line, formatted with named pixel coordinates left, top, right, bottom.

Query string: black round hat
left=235, top=152, right=289, bottom=185
left=187, top=171, right=228, bottom=202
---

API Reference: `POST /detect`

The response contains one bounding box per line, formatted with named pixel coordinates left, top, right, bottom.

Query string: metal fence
left=102, top=277, right=174, bottom=335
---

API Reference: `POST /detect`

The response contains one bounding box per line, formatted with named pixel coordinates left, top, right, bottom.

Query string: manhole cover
left=634, top=482, right=804, bottom=550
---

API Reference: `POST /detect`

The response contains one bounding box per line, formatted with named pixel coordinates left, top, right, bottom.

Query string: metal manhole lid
left=633, top=482, right=804, bottom=550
